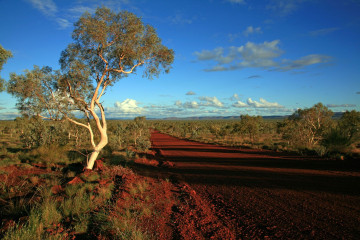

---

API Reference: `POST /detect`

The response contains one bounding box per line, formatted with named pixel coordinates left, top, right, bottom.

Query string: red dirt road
left=147, top=130, right=360, bottom=239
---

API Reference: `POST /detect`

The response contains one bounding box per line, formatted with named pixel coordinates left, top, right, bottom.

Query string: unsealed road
left=146, top=130, right=360, bottom=239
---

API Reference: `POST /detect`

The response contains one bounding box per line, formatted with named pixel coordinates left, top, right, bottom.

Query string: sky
left=0, top=0, right=359, bottom=119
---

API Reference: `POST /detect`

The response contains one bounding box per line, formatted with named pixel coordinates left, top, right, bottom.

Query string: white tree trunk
left=85, top=128, right=108, bottom=170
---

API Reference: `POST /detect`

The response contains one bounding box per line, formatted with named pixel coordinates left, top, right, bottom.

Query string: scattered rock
left=68, top=176, right=84, bottom=185
left=51, top=185, right=63, bottom=194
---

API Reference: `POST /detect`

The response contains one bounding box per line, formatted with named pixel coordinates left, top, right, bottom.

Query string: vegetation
left=0, top=5, right=358, bottom=240
left=0, top=104, right=358, bottom=238
left=153, top=104, right=359, bottom=158
left=0, top=44, right=12, bottom=91
left=7, top=7, right=174, bottom=169
left=0, top=116, right=163, bottom=239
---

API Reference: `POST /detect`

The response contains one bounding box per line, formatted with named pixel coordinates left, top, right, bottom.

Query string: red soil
left=143, top=130, right=360, bottom=239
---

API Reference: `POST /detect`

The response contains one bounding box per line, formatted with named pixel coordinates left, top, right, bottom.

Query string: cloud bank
left=194, top=40, right=331, bottom=72
left=232, top=98, right=283, bottom=108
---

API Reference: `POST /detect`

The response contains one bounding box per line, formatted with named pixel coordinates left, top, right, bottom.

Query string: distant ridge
left=161, top=115, right=288, bottom=120
left=158, top=112, right=345, bottom=121
left=87, top=112, right=346, bottom=121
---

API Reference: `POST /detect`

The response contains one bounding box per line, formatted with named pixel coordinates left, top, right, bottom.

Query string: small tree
left=7, top=7, right=174, bottom=169
left=281, top=103, right=333, bottom=148
left=322, top=110, right=360, bottom=153
left=338, top=110, right=360, bottom=142
left=239, top=114, right=263, bottom=143
left=0, top=44, right=13, bottom=91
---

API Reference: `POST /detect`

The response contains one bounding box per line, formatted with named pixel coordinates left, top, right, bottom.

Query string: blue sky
left=0, top=0, right=359, bottom=119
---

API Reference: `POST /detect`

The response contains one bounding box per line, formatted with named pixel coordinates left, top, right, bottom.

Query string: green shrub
left=322, top=128, right=352, bottom=153
left=19, top=145, right=70, bottom=166
left=3, top=204, right=66, bottom=240
left=135, top=137, right=151, bottom=152
left=3, top=210, right=43, bottom=240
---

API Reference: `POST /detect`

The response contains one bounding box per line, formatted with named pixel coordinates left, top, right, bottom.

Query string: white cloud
left=175, top=100, right=182, bottom=107
left=186, top=91, right=196, bottom=96
left=232, top=100, right=248, bottom=108
left=243, top=26, right=262, bottom=36
left=27, top=0, right=57, bottom=16
left=232, top=98, right=283, bottom=109
left=195, top=40, right=331, bottom=72
left=114, top=99, right=144, bottom=114
left=196, top=40, right=281, bottom=71
left=231, top=93, right=240, bottom=100
left=175, top=96, right=224, bottom=109
left=199, top=96, right=224, bottom=107
left=56, top=18, right=71, bottom=29
left=175, top=100, right=199, bottom=109
left=184, top=101, right=199, bottom=109
left=267, top=0, right=306, bottom=16
left=195, top=47, right=234, bottom=64
left=278, top=54, right=332, bottom=71
left=27, top=0, right=133, bottom=29
left=247, top=98, right=283, bottom=108
left=239, top=40, right=283, bottom=62
left=309, top=27, right=340, bottom=37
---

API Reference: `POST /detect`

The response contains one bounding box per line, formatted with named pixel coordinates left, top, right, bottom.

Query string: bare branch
left=111, top=60, right=144, bottom=74
left=65, top=79, right=88, bottom=109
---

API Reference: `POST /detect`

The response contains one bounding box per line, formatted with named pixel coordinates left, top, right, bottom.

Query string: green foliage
left=20, top=145, right=70, bottom=166
left=15, top=116, right=69, bottom=149
left=238, top=115, right=263, bottom=142
left=63, top=7, right=174, bottom=81
left=40, top=190, right=63, bottom=228
left=7, top=66, right=70, bottom=118
left=152, top=106, right=356, bottom=157
left=3, top=193, right=66, bottom=240
left=3, top=210, right=43, bottom=240
left=136, top=136, right=151, bottom=152
left=321, top=127, right=352, bottom=153
left=0, top=45, right=13, bottom=72
left=107, top=118, right=151, bottom=152
left=0, top=44, right=13, bottom=91
left=280, top=103, right=334, bottom=148
left=338, top=110, right=360, bottom=143
left=0, top=146, right=21, bottom=166
left=322, top=110, right=360, bottom=153
left=7, top=7, right=174, bottom=170
left=95, top=177, right=154, bottom=240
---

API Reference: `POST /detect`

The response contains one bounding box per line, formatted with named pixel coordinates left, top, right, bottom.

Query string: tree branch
left=65, top=79, right=89, bottom=109
left=110, top=60, right=144, bottom=74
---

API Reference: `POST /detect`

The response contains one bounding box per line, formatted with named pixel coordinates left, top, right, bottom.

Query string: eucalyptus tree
left=0, top=44, right=13, bottom=91
left=338, top=110, right=360, bottom=142
left=290, top=103, right=333, bottom=146
left=280, top=103, right=333, bottom=148
left=239, top=115, right=263, bottom=142
left=7, top=7, right=174, bottom=169
left=322, top=110, right=360, bottom=152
